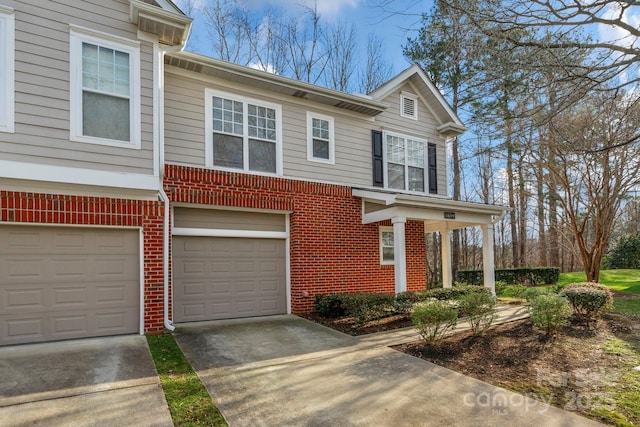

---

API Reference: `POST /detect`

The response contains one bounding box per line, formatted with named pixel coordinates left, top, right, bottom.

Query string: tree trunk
left=506, top=135, right=519, bottom=267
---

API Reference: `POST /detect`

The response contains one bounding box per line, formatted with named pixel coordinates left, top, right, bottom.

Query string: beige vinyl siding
left=0, top=0, right=155, bottom=174
left=375, top=83, right=448, bottom=197
left=165, top=69, right=376, bottom=186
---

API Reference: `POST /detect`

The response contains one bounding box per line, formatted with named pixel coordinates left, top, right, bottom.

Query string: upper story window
left=0, top=6, right=15, bottom=133
left=205, top=88, right=282, bottom=175
left=385, top=132, right=427, bottom=193
left=69, top=26, right=141, bottom=148
left=306, top=112, right=334, bottom=164
left=400, top=92, right=418, bottom=120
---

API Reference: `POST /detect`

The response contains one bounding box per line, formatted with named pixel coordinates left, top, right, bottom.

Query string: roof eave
left=130, top=0, right=193, bottom=46
left=165, top=51, right=388, bottom=117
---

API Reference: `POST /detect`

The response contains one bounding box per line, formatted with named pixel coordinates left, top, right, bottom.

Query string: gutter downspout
left=159, top=43, right=184, bottom=332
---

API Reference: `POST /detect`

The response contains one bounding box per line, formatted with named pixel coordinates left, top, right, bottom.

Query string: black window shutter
left=372, top=130, right=384, bottom=187
left=428, top=143, right=438, bottom=194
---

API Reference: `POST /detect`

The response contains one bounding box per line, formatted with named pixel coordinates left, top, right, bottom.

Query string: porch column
left=441, top=224, right=452, bottom=288
left=392, top=217, right=407, bottom=294
left=482, top=223, right=496, bottom=296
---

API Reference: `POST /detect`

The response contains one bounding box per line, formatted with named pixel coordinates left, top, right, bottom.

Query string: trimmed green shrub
left=458, top=291, right=497, bottom=335
left=424, top=285, right=491, bottom=301
left=456, top=267, right=561, bottom=286
left=394, top=291, right=432, bottom=314
left=529, top=294, right=572, bottom=336
left=560, top=282, right=614, bottom=325
left=314, top=294, right=346, bottom=318
left=494, top=280, right=508, bottom=296
left=340, top=293, right=396, bottom=326
left=412, top=300, right=458, bottom=344
left=504, top=284, right=528, bottom=300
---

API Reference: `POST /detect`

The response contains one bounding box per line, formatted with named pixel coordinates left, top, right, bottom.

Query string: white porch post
left=392, top=217, right=407, bottom=294
left=441, top=224, right=452, bottom=288
left=482, top=223, right=496, bottom=296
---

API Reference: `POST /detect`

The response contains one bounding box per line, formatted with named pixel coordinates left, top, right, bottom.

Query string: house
left=0, top=0, right=508, bottom=346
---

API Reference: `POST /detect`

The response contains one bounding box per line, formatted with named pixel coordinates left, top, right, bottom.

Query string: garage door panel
left=173, top=235, right=286, bottom=322
left=1, top=226, right=139, bottom=346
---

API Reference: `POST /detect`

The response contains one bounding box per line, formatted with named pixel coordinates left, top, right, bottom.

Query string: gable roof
left=369, top=64, right=467, bottom=138
left=165, top=51, right=388, bottom=117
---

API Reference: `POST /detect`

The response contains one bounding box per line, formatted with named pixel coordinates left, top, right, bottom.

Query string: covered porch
left=353, top=189, right=509, bottom=295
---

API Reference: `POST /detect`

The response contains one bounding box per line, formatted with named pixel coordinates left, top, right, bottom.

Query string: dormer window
left=400, top=92, right=418, bottom=120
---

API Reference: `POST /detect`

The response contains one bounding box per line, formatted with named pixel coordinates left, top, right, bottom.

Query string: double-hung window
left=206, top=89, right=282, bottom=174
left=385, top=132, right=427, bottom=193
left=69, top=27, right=141, bottom=148
left=306, top=112, right=334, bottom=164
left=380, top=227, right=394, bottom=265
left=0, top=6, right=14, bottom=133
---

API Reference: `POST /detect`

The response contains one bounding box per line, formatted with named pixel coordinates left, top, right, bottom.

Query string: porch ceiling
left=352, top=188, right=509, bottom=229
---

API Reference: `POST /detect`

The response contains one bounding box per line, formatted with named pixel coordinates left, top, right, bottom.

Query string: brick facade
left=164, top=164, right=427, bottom=313
left=0, top=191, right=165, bottom=334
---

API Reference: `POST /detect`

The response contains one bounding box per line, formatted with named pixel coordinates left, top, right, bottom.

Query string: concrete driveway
left=0, top=335, right=172, bottom=427
left=175, top=315, right=602, bottom=427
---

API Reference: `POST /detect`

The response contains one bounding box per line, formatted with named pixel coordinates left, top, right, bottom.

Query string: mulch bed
left=299, top=312, right=413, bottom=336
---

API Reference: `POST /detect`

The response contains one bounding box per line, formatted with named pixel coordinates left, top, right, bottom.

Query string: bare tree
left=548, top=90, right=640, bottom=281
left=245, top=8, right=288, bottom=74
left=284, top=5, right=328, bottom=84
left=358, top=34, right=393, bottom=94
left=203, top=0, right=249, bottom=64
left=323, top=20, right=358, bottom=92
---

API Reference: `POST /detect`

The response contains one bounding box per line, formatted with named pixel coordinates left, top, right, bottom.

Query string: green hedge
left=456, top=267, right=560, bottom=286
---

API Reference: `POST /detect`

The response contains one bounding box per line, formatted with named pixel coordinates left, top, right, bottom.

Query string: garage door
left=172, top=208, right=287, bottom=322
left=173, top=236, right=286, bottom=322
left=0, top=226, right=140, bottom=346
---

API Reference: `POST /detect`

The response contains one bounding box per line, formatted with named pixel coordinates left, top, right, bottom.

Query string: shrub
left=505, top=284, right=528, bottom=300
left=560, top=282, right=613, bottom=325
left=424, top=285, right=491, bottom=301
left=412, top=300, right=458, bottom=344
left=394, top=291, right=433, bottom=314
left=529, top=294, right=572, bottom=336
left=314, top=293, right=346, bottom=318
left=494, top=280, right=508, bottom=297
left=340, top=293, right=396, bottom=326
left=456, top=267, right=561, bottom=286
left=458, top=291, right=497, bottom=335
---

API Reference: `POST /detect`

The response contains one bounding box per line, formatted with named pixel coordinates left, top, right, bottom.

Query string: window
left=380, top=227, right=394, bottom=264
left=400, top=92, right=418, bottom=120
left=69, top=26, right=141, bottom=148
left=385, top=132, right=427, bottom=193
left=306, top=112, right=334, bottom=164
left=206, top=89, right=282, bottom=174
left=0, top=6, right=14, bottom=133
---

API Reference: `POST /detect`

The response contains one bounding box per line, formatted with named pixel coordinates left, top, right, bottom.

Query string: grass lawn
left=558, top=269, right=640, bottom=294
left=147, top=334, right=228, bottom=427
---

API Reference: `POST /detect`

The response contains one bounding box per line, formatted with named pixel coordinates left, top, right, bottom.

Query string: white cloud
left=248, top=62, right=278, bottom=74
left=597, top=3, right=640, bottom=49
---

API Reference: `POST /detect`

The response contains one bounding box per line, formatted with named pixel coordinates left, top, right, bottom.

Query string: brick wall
left=165, top=165, right=426, bottom=313
left=0, top=191, right=165, bottom=334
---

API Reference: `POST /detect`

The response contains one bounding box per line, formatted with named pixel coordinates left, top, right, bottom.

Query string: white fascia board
left=352, top=189, right=397, bottom=205
left=0, top=160, right=160, bottom=191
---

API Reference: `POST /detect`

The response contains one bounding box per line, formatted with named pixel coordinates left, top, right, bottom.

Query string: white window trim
left=204, top=88, right=283, bottom=176
left=400, top=91, right=418, bottom=120
left=382, top=130, right=429, bottom=195
left=69, top=25, right=141, bottom=149
left=306, top=111, right=335, bottom=165
left=0, top=6, right=15, bottom=133
left=380, top=226, right=395, bottom=265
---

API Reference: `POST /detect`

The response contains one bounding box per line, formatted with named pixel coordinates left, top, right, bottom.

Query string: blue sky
left=175, top=0, right=433, bottom=80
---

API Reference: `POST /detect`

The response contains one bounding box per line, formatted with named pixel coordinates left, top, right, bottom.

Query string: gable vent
left=401, top=93, right=418, bottom=120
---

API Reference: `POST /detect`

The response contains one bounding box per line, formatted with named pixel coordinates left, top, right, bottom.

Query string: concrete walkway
left=0, top=335, right=172, bottom=427
left=175, top=304, right=602, bottom=427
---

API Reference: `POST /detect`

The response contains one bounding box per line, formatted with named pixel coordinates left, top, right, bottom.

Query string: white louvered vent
left=400, top=93, right=417, bottom=120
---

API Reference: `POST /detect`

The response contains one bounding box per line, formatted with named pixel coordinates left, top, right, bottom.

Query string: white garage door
left=0, top=226, right=140, bottom=346
left=172, top=208, right=287, bottom=322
